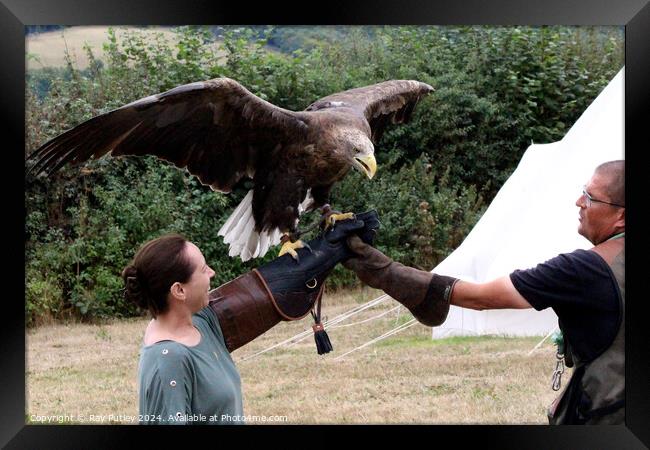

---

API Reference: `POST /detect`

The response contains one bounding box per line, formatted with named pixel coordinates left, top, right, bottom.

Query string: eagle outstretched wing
left=26, top=77, right=308, bottom=194
left=305, top=80, right=433, bottom=143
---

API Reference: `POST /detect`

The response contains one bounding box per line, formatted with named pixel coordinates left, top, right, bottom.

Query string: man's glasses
left=582, top=186, right=625, bottom=208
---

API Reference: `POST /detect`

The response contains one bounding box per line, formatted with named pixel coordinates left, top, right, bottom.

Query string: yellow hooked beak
left=354, top=154, right=377, bottom=180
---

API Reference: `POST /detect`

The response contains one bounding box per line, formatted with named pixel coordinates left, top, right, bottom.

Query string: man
left=343, top=160, right=625, bottom=425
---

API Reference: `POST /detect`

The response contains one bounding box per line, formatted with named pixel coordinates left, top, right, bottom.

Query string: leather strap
left=252, top=268, right=322, bottom=320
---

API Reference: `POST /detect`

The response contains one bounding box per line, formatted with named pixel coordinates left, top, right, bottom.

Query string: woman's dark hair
left=122, top=234, right=195, bottom=318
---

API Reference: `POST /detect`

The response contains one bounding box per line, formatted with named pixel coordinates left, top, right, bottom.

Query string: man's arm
left=343, top=236, right=534, bottom=325
left=451, top=276, right=532, bottom=310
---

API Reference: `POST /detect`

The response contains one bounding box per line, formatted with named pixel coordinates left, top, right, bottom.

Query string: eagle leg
left=278, top=232, right=312, bottom=262
left=319, top=204, right=355, bottom=232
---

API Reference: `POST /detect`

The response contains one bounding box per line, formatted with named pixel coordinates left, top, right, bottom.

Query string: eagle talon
left=278, top=236, right=307, bottom=262
left=323, top=211, right=355, bottom=232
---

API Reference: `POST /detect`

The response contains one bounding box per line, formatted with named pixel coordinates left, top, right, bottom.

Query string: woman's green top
left=137, top=307, right=244, bottom=425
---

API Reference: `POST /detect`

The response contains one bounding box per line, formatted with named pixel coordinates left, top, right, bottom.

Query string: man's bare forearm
left=450, top=276, right=532, bottom=310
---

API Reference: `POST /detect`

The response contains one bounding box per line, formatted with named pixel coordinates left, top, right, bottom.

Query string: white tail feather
left=258, top=230, right=269, bottom=256
left=218, top=190, right=253, bottom=238
left=229, top=210, right=255, bottom=245
left=298, top=188, right=313, bottom=214
left=218, top=189, right=282, bottom=261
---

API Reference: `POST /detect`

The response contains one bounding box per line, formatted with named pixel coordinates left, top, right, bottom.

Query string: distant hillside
left=261, top=26, right=357, bottom=53
left=209, top=25, right=369, bottom=53
left=26, top=25, right=323, bottom=71
left=25, top=25, right=65, bottom=35
left=25, top=25, right=369, bottom=68
left=26, top=26, right=217, bottom=71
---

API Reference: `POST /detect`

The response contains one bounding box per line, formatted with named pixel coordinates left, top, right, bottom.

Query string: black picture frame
left=5, top=0, right=649, bottom=447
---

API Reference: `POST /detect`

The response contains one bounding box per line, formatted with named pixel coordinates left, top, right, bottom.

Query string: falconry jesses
left=26, top=77, right=433, bottom=261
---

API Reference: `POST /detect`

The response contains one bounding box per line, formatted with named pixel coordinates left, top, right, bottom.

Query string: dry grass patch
left=26, top=26, right=181, bottom=70
left=26, top=26, right=233, bottom=71
left=27, top=288, right=562, bottom=424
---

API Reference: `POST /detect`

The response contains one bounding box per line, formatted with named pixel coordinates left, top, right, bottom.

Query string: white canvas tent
left=431, top=68, right=625, bottom=338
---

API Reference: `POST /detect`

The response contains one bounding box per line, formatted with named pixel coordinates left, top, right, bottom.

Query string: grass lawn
left=27, top=287, right=562, bottom=424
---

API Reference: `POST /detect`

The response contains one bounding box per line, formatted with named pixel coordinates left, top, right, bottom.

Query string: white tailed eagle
left=26, top=77, right=433, bottom=261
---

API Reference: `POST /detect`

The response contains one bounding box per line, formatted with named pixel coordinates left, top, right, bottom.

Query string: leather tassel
left=312, top=322, right=333, bottom=355
left=311, top=284, right=332, bottom=354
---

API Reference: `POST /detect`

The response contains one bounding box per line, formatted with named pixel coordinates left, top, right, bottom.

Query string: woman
left=124, top=234, right=243, bottom=424
left=123, top=212, right=378, bottom=425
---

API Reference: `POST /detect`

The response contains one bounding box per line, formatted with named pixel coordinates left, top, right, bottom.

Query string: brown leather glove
left=342, top=235, right=457, bottom=326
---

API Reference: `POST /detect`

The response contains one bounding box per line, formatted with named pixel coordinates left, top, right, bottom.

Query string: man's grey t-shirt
left=137, top=307, right=244, bottom=424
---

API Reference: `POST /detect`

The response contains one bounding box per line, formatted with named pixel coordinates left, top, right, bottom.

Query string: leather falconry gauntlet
left=208, top=211, right=380, bottom=353
left=343, top=235, right=457, bottom=327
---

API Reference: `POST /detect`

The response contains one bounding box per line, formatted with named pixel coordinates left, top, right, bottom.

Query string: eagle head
left=341, top=128, right=376, bottom=180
